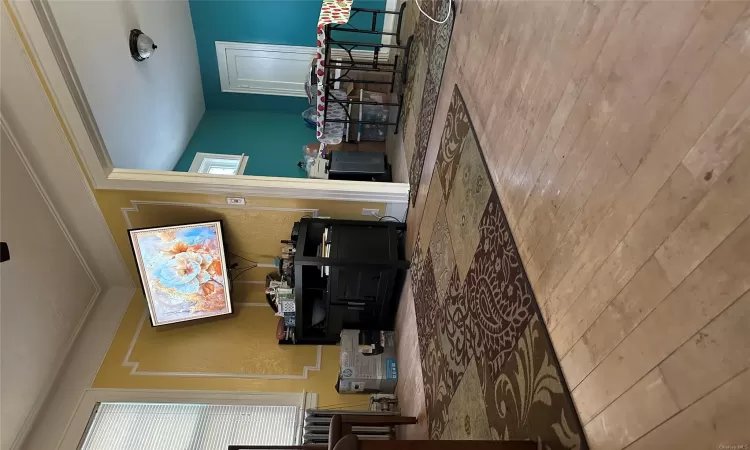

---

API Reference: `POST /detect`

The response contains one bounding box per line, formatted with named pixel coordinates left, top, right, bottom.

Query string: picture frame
left=128, top=221, right=232, bottom=326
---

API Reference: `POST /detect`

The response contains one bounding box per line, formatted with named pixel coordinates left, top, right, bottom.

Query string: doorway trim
left=6, top=0, right=410, bottom=206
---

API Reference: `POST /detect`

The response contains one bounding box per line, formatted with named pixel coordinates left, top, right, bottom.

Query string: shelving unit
left=279, top=218, right=409, bottom=346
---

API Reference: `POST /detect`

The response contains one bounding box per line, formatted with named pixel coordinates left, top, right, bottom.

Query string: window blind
left=80, top=402, right=300, bottom=450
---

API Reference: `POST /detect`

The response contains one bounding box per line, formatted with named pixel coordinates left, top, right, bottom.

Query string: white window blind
left=79, top=402, right=300, bottom=450
left=188, top=153, right=248, bottom=175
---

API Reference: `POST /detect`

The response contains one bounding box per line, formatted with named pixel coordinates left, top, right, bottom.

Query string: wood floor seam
left=394, top=1, right=750, bottom=446
left=573, top=216, right=750, bottom=420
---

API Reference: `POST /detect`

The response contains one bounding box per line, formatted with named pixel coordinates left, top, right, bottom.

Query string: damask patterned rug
left=411, top=86, right=588, bottom=450
left=400, top=0, right=454, bottom=205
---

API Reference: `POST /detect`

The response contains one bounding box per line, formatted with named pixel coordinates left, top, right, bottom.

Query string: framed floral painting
left=128, top=221, right=232, bottom=326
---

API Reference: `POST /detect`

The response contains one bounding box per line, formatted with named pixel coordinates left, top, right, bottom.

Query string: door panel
left=216, top=42, right=315, bottom=97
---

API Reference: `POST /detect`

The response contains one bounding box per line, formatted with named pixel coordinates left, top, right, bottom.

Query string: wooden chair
left=229, top=414, right=539, bottom=450
left=327, top=415, right=538, bottom=450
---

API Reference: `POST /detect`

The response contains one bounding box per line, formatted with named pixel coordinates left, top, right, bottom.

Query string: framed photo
left=128, top=221, right=232, bottom=326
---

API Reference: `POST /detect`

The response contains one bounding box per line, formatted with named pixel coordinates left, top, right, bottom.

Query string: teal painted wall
left=173, top=110, right=312, bottom=178
left=189, top=0, right=386, bottom=111
left=175, top=0, right=387, bottom=178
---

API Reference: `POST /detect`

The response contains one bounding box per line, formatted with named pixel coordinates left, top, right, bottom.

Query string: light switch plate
left=227, top=197, right=245, bottom=205
left=361, top=208, right=380, bottom=217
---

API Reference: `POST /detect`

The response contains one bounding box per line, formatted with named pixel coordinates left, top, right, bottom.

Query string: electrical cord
left=378, top=215, right=402, bottom=222
left=228, top=252, right=256, bottom=264
left=227, top=252, right=258, bottom=283
left=230, top=266, right=254, bottom=283
left=415, top=0, right=452, bottom=24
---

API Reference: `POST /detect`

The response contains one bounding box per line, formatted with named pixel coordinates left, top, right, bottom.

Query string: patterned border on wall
left=120, top=200, right=323, bottom=380
left=122, top=306, right=323, bottom=380
left=121, top=200, right=319, bottom=229
left=122, top=199, right=318, bottom=273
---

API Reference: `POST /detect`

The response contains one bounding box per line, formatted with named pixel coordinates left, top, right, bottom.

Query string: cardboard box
left=337, top=330, right=398, bottom=394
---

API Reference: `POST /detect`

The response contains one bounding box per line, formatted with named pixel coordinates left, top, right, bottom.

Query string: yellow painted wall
left=93, top=189, right=381, bottom=408
left=96, top=189, right=383, bottom=283
left=4, top=2, right=376, bottom=411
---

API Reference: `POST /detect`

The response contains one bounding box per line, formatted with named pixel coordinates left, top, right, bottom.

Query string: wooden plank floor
left=393, top=0, right=750, bottom=447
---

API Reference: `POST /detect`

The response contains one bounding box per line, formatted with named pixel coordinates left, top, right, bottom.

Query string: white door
left=216, top=42, right=316, bottom=97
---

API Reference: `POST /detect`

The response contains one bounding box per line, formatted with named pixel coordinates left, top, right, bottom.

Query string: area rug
left=411, top=86, right=588, bottom=450
left=400, top=0, right=454, bottom=205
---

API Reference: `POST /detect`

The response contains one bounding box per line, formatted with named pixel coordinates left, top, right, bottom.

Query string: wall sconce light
left=129, top=29, right=157, bottom=61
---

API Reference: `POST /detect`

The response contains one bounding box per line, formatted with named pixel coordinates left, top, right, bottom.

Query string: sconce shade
left=130, top=29, right=157, bottom=61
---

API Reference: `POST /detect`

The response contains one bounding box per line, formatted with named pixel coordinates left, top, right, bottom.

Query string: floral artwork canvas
left=129, top=221, right=232, bottom=326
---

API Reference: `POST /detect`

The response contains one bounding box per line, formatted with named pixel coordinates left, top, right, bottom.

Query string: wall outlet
left=361, top=208, right=380, bottom=217
left=226, top=197, right=245, bottom=205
